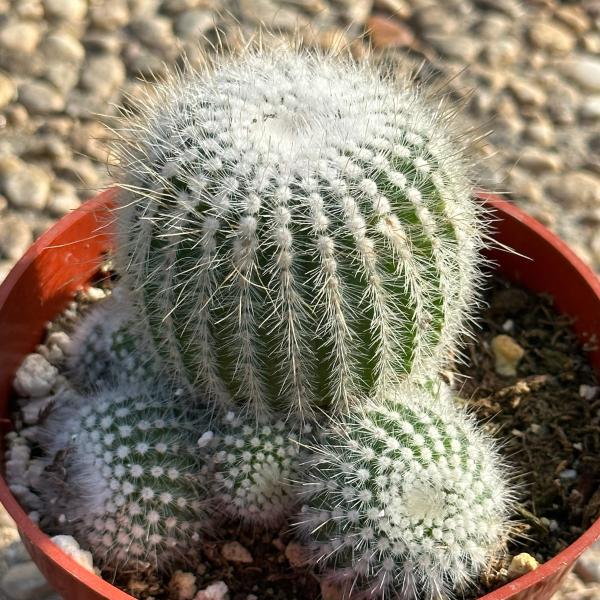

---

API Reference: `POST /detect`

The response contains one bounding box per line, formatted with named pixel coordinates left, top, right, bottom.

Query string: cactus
left=200, top=410, right=308, bottom=529
left=293, top=382, right=512, bottom=600
left=66, top=289, right=154, bottom=390
left=114, top=48, right=487, bottom=417
left=37, top=384, right=210, bottom=572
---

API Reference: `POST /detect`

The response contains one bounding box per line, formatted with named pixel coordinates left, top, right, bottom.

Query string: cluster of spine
left=201, top=411, right=308, bottom=528
left=115, top=48, right=486, bottom=417
left=294, top=383, right=512, bottom=599
left=37, top=385, right=209, bottom=571
left=67, top=289, right=153, bottom=390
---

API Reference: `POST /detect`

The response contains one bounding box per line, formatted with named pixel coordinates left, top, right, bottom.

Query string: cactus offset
left=114, top=48, right=487, bottom=417
left=67, top=289, right=153, bottom=390
left=294, top=382, right=513, bottom=600
left=201, top=410, right=308, bottom=528
left=38, top=385, right=209, bottom=572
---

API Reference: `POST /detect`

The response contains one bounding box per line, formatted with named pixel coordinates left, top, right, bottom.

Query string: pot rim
left=0, top=189, right=598, bottom=600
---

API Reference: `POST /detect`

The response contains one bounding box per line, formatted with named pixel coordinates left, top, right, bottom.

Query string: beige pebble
left=491, top=335, right=525, bottom=377
left=507, top=553, right=539, bottom=579
left=193, top=581, right=228, bottom=600
left=221, top=541, right=253, bottom=563
left=285, top=542, right=308, bottom=568
left=169, top=570, right=197, bottom=600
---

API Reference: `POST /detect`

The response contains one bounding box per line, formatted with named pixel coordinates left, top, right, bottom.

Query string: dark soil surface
left=459, top=277, right=600, bottom=597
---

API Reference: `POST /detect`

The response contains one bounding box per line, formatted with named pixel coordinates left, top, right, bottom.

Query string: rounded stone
left=546, top=171, right=600, bottom=208
left=47, top=180, right=81, bottom=216
left=560, top=55, right=600, bottom=91
left=89, top=0, right=129, bottom=30
left=43, top=0, right=87, bottom=21
left=51, top=535, right=94, bottom=572
left=162, top=0, right=204, bottom=12
left=525, top=116, right=555, bottom=147
left=0, top=21, right=42, bottom=54
left=483, top=37, right=519, bottom=66
left=581, top=95, right=600, bottom=120
left=13, top=353, right=58, bottom=397
left=221, top=541, right=253, bottom=564
left=529, top=19, right=576, bottom=55
left=131, top=16, right=175, bottom=50
left=508, top=79, right=547, bottom=107
left=0, top=561, right=52, bottom=600
left=2, top=161, right=51, bottom=210
left=40, top=31, right=85, bottom=64
left=518, top=147, right=562, bottom=173
left=0, top=214, right=33, bottom=260
left=430, top=34, right=481, bottom=62
left=80, top=54, right=126, bottom=99
left=174, top=9, right=214, bottom=39
left=17, top=81, right=65, bottom=114
left=0, top=72, right=16, bottom=110
left=367, top=14, right=415, bottom=49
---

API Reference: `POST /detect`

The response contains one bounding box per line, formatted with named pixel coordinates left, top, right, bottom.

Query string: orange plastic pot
left=0, top=188, right=598, bottom=600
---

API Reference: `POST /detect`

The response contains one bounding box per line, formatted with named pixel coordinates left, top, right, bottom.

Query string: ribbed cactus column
left=293, top=382, right=512, bottom=600
left=38, top=385, right=209, bottom=572
left=116, top=49, right=486, bottom=416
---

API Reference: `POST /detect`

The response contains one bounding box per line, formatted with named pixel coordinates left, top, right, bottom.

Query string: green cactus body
left=201, top=410, right=307, bottom=528
left=294, top=382, right=512, bottom=599
left=116, top=49, right=486, bottom=417
left=38, top=385, right=209, bottom=572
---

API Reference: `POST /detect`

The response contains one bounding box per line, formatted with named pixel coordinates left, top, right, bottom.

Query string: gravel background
left=0, top=0, right=599, bottom=598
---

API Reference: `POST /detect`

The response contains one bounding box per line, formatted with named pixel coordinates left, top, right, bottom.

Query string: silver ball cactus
left=38, top=385, right=209, bottom=572
left=294, top=382, right=512, bottom=599
left=67, top=289, right=153, bottom=390
left=115, top=48, right=487, bottom=417
left=201, top=410, right=307, bottom=529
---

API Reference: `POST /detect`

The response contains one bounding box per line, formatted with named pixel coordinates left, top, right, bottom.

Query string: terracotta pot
left=0, top=189, right=598, bottom=600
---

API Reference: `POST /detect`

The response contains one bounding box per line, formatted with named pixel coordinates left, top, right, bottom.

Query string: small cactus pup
left=66, top=287, right=154, bottom=390
left=294, top=381, right=513, bottom=600
left=199, top=410, right=309, bottom=529
left=115, top=47, right=488, bottom=417
left=37, top=384, right=210, bottom=573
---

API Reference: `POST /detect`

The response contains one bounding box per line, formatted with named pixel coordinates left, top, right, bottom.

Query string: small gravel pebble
left=575, top=543, right=600, bottom=583
left=491, top=334, right=525, bottom=377
left=508, top=78, right=547, bottom=107
left=0, top=215, right=33, bottom=260
left=1, top=160, right=50, bottom=210
left=0, top=561, right=53, bottom=600
left=221, top=541, right=253, bottom=564
left=50, top=535, right=94, bottom=573
left=0, top=73, right=15, bottom=110
left=169, top=570, right=197, bottom=600
left=560, top=55, right=600, bottom=91
left=13, top=354, right=58, bottom=397
left=17, top=81, right=65, bottom=115
left=43, top=0, right=88, bottom=21
left=0, top=21, right=41, bottom=55
left=193, top=581, right=228, bottom=600
left=507, top=553, right=539, bottom=579
left=47, top=180, right=81, bottom=216
left=546, top=171, right=600, bottom=208
left=284, top=542, right=308, bottom=568
left=529, top=19, right=576, bottom=54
